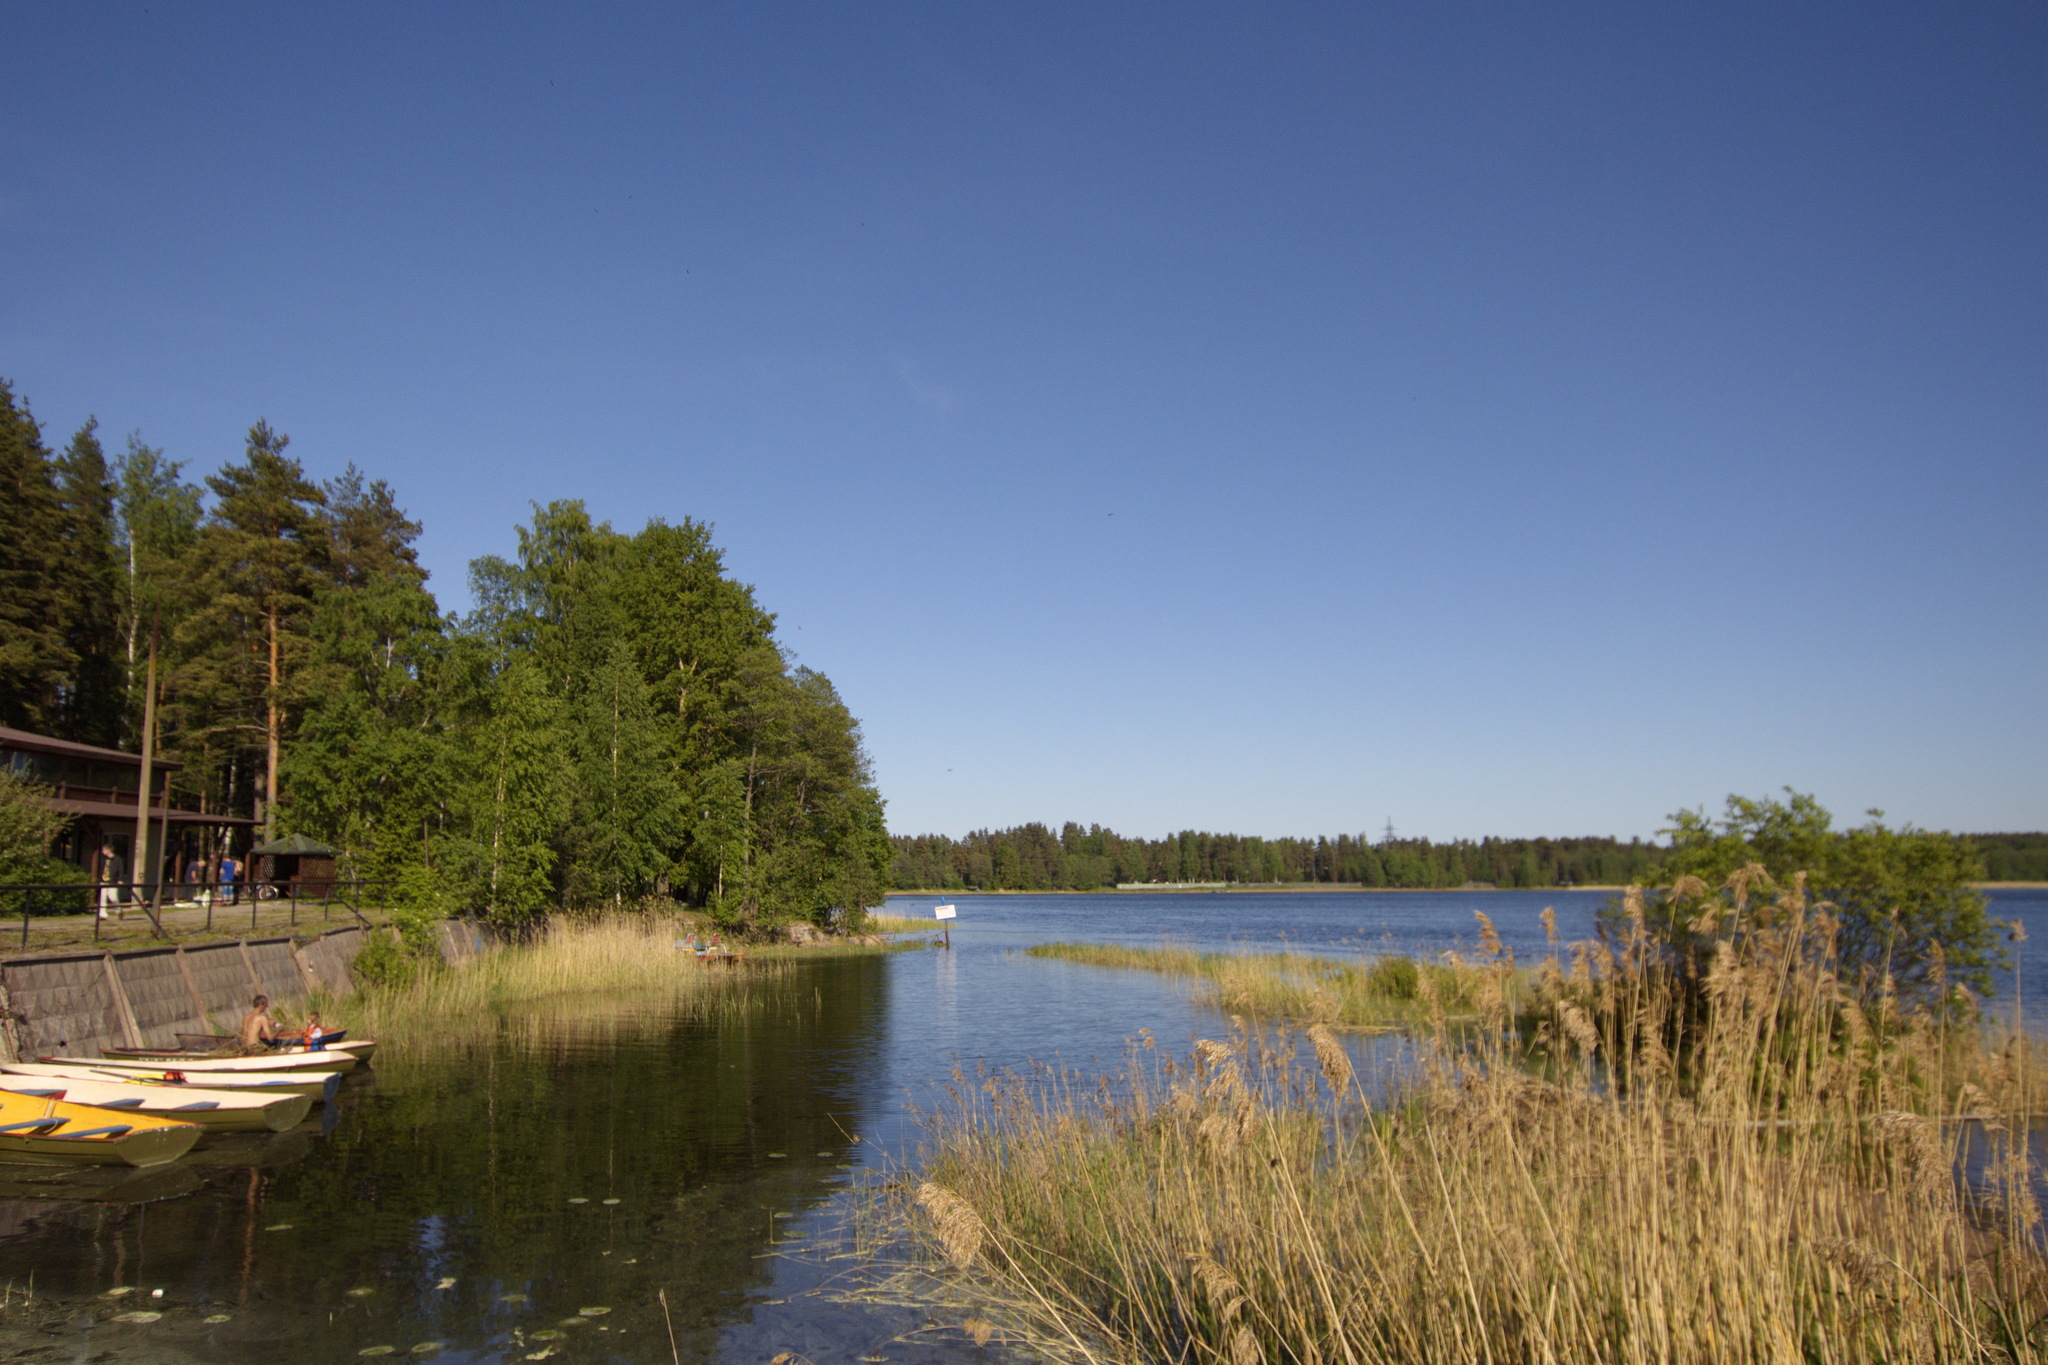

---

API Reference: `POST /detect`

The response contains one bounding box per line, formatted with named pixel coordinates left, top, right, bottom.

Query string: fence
left=0, top=878, right=394, bottom=953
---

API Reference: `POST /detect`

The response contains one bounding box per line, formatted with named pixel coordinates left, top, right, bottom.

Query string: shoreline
left=886, top=881, right=2048, bottom=897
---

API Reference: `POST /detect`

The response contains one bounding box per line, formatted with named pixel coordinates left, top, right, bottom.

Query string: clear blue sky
left=4, top=3, right=2042, bottom=841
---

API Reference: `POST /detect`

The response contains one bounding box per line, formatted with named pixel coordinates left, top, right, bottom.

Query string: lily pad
left=499, top=1292, right=530, bottom=1304
left=601, top=1198, right=621, bottom=1206
left=104, top=1287, right=135, bottom=1298
left=112, top=1311, right=162, bottom=1323
left=578, top=1306, right=610, bottom=1316
left=566, top=1197, right=588, bottom=1204
left=358, top=1349, right=397, bottom=1358
left=266, top=1222, right=294, bottom=1231
left=766, top=1152, right=786, bottom=1158
left=530, top=1329, right=565, bottom=1341
left=411, top=1343, right=446, bottom=1356
left=347, top=1287, right=376, bottom=1298
left=205, top=1314, right=233, bottom=1324
left=559, top=1317, right=590, bottom=1327
left=435, top=1277, right=457, bottom=1290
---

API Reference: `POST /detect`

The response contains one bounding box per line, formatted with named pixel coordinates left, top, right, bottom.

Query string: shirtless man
left=238, top=994, right=277, bottom=1048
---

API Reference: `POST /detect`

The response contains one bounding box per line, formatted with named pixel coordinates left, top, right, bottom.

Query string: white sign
left=934, top=904, right=957, bottom=921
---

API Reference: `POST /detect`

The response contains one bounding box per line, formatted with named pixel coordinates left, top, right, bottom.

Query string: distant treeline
left=1972, top=833, right=2048, bottom=882
left=891, top=824, right=2048, bottom=892
left=890, top=824, right=1667, bottom=891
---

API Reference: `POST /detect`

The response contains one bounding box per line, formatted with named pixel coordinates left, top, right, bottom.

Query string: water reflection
left=0, top=954, right=897, bottom=1363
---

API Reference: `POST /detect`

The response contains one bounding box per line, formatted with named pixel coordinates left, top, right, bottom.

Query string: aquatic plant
left=1023, top=942, right=1494, bottom=1029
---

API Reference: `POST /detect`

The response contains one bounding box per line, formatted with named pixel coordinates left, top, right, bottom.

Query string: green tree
left=185, top=421, right=327, bottom=839
left=1654, top=790, right=2000, bottom=1004
left=51, top=419, right=124, bottom=745
left=282, top=572, right=450, bottom=881
left=0, top=381, right=70, bottom=733
left=564, top=638, right=681, bottom=908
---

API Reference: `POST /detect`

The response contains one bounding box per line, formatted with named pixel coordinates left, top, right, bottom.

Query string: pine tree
left=0, top=381, right=71, bottom=733
left=323, top=464, right=425, bottom=588
left=185, top=421, right=327, bottom=839
left=51, top=419, right=124, bottom=746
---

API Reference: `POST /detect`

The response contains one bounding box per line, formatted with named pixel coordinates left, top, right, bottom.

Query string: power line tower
left=1382, top=817, right=1396, bottom=846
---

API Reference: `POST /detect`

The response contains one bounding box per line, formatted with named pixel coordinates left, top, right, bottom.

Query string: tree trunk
left=130, top=630, right=158, bottom=906
left=264, top=604, right=281, bottom=841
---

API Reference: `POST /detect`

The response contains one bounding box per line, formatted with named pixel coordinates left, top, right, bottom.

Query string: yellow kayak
left=0, top=1090, right=201, bottom=1168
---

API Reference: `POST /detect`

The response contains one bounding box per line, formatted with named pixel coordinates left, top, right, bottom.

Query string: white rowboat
left=0, top=1076, right=313, bottom=1132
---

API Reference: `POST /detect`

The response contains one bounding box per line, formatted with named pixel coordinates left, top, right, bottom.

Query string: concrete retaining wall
left=0, top=927, right=373, bottom=1062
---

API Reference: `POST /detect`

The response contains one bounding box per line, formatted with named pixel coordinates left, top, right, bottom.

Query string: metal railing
left=0, top=878, right=394, bottom=952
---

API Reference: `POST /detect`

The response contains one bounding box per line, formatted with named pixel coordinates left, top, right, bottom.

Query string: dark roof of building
left=0, top=726, right=182, bottom=771
left=43, top=795, right=254, bottom=826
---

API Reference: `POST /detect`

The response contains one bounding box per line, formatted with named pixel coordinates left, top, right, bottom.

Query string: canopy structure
left=248, top=834, right=335, bottom=858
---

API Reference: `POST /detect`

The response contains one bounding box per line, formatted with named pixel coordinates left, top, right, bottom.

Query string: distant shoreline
left=884, top=881, right=2048, bottom=897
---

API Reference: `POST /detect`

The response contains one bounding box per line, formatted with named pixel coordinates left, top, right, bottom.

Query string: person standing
left=219, top=850, right=239, bottom=906
left=96, top=842, right=125, bottom=921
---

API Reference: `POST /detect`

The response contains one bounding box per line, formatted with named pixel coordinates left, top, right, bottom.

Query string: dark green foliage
left=1620, top=790, right=1999, bottom=1006
left=51, top=420, right=124, bottom=746
left=891, top=824, right=1666, bottom=891
left=427, top=503, right=888, bottom=930
left=0, top=378, right=888, bottom=935
left=1969, top=833, right=2048, bottom=882
left=0, top=381, right=70, bottom=734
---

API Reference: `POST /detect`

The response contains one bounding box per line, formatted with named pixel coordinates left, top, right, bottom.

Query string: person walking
left=96, top=842, right=125, bottom=921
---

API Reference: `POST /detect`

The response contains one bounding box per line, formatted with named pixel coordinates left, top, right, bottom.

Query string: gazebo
left=248, top=834, right=338, bottom=898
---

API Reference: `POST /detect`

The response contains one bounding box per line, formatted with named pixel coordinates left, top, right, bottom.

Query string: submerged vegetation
left=900, top=871, right=2047, bottom=1364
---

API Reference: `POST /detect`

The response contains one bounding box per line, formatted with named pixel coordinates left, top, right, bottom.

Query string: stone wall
left=0, top=928, right=371, bottom=1062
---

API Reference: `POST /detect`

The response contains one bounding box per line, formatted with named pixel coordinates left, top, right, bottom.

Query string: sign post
left=934, top=902, right=957, bottom=949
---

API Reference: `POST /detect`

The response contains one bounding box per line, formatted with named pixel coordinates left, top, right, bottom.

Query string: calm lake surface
left=3, top=887, right=2042, bottom=1362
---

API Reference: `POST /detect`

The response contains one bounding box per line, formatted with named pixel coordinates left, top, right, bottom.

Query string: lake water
left=1, top=886, right=2041, bottom=1362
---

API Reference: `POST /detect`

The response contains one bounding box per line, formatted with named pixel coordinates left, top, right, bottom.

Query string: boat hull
left=2, top=1063, right=343, bottom=1104
left=106, top=1039, right=376, bottom=1066
left=0, top=1078, right=312, bottom=1132
left=0, top=1092, right=201, bottom=1168
left=71, top=1050, right=358, bottom=1076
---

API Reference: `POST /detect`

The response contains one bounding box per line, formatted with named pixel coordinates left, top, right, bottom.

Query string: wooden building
left=0, top=727, right=254, bottom=891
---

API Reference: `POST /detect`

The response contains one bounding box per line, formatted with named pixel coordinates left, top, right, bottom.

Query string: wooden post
left=172, top=946, right=209, bottom=1022
left=102, top=954, right=145, bottom=1050
left=237, top=939, right=263, bottom=996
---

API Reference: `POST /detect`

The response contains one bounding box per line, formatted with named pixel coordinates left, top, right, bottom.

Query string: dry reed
left=897, top=878, right=2048, bottom=1364
left=313, top=914, right=788, bottom=1057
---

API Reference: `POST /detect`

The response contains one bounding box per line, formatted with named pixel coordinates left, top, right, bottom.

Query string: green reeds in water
left=1024, top=941, right=1496, bottom=1029
left=310, top=915, right=795, bottom=1058
left=902, top=882, right=2048, bottom=1364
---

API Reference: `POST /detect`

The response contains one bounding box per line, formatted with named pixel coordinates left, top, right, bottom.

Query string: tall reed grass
left=1025, top=942, right=1493, bottom=1029
left=898, top=875, right=2048, bottom=1363
left=311, top=914, right=789, bottom=1058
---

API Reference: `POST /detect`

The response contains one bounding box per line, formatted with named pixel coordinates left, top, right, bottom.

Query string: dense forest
left=1972, top=834, right=2048, bottom=882
left=0, top=378, right=890, bottom=930
left=890, top=825, right=1668, bottom=890
left=893, top=823, right=2048, bottom=891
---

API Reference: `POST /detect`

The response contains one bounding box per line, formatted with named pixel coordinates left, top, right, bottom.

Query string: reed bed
left=897, top=879, right=2048, bottom=1364
left=1025, top=941, right=1494, bottom=1029
left=312, top=914, right=789, bottom=1056
left=868, top=913, right=944, bottom=935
